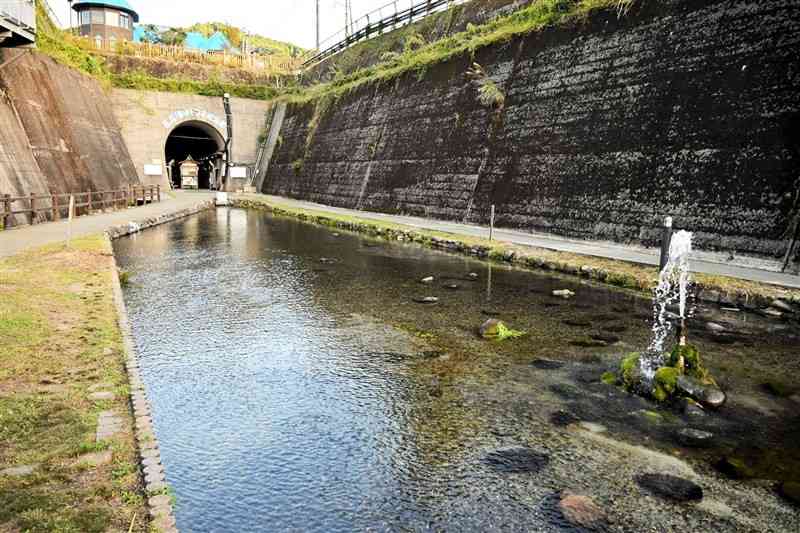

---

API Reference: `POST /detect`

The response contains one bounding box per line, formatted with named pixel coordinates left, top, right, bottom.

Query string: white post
left=66, top=195, right=75, bottom=248
left=489, top=204, right=495, bottom=241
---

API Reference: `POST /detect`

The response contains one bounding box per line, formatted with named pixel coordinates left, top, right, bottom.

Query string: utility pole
left=316, top=0, right=320, bottom=50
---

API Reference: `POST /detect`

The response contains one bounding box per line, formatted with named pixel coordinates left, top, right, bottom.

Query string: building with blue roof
left=72, top=0, right=139, bottom=45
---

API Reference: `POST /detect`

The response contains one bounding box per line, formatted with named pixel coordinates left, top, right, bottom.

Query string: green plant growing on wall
left=291, top=159, right=304, bottom=176
left=466, top=63, right=505, bottom=110
left=403, top=32, right=427, bottom=54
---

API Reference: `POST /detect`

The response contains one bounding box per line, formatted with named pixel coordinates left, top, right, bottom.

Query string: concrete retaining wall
left=264, top=0, right=800, bottom=260
left=0, top=50, right=140, bottom=201
left=110, top=89, right=273, bottom=188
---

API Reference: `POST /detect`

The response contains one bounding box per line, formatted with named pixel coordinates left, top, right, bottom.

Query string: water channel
left=113, top=208, right=800, bottom=532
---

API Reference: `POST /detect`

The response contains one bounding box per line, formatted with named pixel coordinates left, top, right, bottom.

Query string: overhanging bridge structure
left=0, top=0, right=35, bottom=47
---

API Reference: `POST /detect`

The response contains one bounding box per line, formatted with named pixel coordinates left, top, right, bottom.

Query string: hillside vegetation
left=292, top=0, right=632, bottom=103
left=34, top=3, right=294, bottom=100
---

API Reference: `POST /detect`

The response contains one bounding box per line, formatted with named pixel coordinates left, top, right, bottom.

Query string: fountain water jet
left=641, top=230, right=694, bottom=382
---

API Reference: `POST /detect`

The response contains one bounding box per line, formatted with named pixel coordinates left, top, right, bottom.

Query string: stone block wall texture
left=264, top=0, right=800, bottom=259
left=0, top=50, right=140, bottom=200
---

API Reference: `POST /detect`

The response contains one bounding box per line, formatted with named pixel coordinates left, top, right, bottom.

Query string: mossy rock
left=601, top=371, right=617, bottom=386
left=620, top=353, right=641, bottom=389
left=653, top=367, right=680, bottom=402
left=668, top=344, right=715, bottom=384
left=717, top=456, right=757, bottom=479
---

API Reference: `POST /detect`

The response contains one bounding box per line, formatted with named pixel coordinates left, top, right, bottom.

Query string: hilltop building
left=71, top=0, right=139, bottom=45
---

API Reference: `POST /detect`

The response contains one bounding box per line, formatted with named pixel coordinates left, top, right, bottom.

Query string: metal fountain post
left=659, top=216, right=673, bottom=272
left=222, top=93, right=233, bottom=191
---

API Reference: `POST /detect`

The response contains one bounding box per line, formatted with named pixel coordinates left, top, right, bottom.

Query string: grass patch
left=0, top=236, right=147, bottom=531
left=34, top=3, right=289, bottom=100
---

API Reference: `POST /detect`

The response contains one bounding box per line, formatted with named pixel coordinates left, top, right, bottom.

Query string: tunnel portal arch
left=164, top=119, right=226, bottom=190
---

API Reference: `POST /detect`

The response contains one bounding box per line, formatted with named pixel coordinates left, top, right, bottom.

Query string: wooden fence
left=1, top=185, right=160, bottom=229
left=74, top=36, right=302, bottom=74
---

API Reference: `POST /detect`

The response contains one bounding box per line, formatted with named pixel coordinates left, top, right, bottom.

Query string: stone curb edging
left=106, top=200, right=215, bottom=240
left=108, top=238, right=179, bottom=533
left=231, top=198, right=800, bottom=314
left=104, top=201, right=215, bottom=533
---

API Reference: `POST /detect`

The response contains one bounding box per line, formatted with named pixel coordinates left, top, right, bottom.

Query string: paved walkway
left=240, top=194, right=800, bottom=290
left=3, top=190, right=797, bottom=289
left=0, top=191, right=214, bottom=258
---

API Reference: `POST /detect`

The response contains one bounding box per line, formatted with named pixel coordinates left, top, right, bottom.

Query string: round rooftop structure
left=71, top=0, right=139, bottom=43
left=72, top=0, right=139, bottom=22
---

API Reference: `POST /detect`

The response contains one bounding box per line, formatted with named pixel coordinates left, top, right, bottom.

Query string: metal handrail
left=303, top=0, right=468, bottom=67
left=0, top=0, right=35, bottom=32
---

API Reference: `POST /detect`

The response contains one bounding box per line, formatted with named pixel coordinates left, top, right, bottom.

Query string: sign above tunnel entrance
left=162, top=108, right=227, bottom=134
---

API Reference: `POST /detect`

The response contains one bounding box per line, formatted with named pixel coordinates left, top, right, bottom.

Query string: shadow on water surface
left=113, top=208, right=800, bottom=532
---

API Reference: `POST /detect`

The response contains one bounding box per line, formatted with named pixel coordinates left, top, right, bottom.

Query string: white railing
left=0, top=0, right=35, bottom=32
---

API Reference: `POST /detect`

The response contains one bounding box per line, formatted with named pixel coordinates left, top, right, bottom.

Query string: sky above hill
left=52, top=0, right=404, bottom=49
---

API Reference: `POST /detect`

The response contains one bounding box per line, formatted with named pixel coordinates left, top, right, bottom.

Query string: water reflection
left=114, top=208, right=800, bottom=532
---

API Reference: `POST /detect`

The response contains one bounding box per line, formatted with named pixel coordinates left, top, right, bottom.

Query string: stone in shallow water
left=591, top=333, right=620, bottom=344
left=550, top=410, right=579, bottom=427
left=420, top=276, right=434, bottom=284
left=531, top=358, right=565, bottom=370
left=636, top=473, right=703, bottom=502
left=552, top=289, right=575, bottom=298
left=558, top=492, right=608, bottom=529
left=779, top=481, right=800, bottom=506
left=550, top=383, right=582, bottom=400
left=677, top=428, right=714, bottom=448
left=443, top=283, right=460, bottom=290
left=676, top=375, right=726, bottom=409
left=579, top=422, right=607, bottom=434
left=563, top=319, right=592, bottom=327
left=412, top=296, right=439, bottom=304
left=570, top=339, right=608, bottom=348
left=484, top=447, right=549, bottom=473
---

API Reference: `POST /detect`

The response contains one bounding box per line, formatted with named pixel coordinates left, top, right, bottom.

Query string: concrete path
left=240, top=194, right=800, bottom=290
left=0, top=191, right=214, bottom=258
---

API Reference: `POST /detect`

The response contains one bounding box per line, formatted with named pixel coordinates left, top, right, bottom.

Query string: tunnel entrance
left=164, top=121, right=225, bottom=190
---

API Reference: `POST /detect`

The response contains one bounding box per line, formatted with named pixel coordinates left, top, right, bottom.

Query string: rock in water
left=484, top=447, right=549, bottom=473
left=420, top=276, right=434, bottom=284
left=552, top=289, right=576, bottom=298
left=479, top=319, right=503, bottom=338
left=677, top=428, right=714, bottom=448
left=676, top=375, right=726, bottom=409
left=779, top=481, right=800, bottom=506
left=468, top=272, right=479, bottom=280
left=549, top=410, right=579, bottom=427
left=531, top=358, right=565, bottom=370
left=636, top=473, right=703, bottom=502
left=412, top=296, right=439, bottom=304
left=558, top=492, right=608, bottom=529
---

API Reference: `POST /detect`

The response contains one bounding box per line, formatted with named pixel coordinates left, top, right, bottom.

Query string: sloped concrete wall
left=264, top=0, right=800, bottom=259
left=0, top=50, right=139, bottom=197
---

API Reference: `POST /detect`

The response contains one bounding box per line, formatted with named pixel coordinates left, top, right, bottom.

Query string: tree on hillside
left=160, top=28, right=188, bottom=46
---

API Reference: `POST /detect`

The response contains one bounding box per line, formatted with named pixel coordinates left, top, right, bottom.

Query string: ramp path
left=0, top=191, right=214, bottom=258
left=236, top=194, right=800, bottom=290
left=2, top=190, right=797, bottom=289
